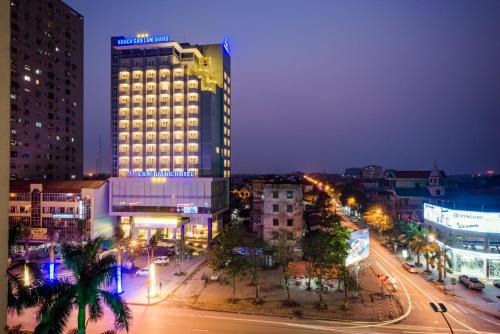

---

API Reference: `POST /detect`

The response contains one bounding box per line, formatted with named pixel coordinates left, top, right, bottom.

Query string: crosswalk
left=410, top=300, right=472, bottom=315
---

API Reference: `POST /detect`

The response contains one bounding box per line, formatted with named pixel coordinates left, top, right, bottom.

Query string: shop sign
left=424, top=203, right=500, bottom=234
left=30, top=228, right=47, bottom=240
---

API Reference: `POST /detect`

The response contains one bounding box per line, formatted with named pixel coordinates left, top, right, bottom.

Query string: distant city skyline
left=66, top=0, right=500, bottom=175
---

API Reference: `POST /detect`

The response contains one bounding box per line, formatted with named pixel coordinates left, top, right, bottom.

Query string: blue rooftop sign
left=115, top=35, right=169, bottom=46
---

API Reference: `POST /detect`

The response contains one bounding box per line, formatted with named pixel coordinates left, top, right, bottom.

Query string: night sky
left=65, top=0, right=500, bottom=175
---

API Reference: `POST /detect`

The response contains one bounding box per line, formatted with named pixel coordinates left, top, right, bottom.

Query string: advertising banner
left=424, top=203, right=500, bottom=234
left=346, top=228, right=370, bottom=266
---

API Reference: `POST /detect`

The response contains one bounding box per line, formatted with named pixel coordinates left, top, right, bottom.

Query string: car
left=402, top=262, right=418, bottom=273
left=153, top=256, right=169, bottom=266
left=459, top=275, right=485, bottom=291
left=493, top=280, right=500, bottom=289
left=135, top=267, right=150, bottom=277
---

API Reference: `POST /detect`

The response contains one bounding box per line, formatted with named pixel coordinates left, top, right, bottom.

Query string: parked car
left=402, top=262, right=418, bottom=273
left=459, top=275, right=485, bottom=291
left=153, top=256, right=169, bottom=266
left=493, top=280, right=500, bottom=289
left=135, top=267, right=150, bottom=277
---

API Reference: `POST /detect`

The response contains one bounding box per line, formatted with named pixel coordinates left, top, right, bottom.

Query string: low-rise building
left=362, top=165, right=384, bottom=179
left=252, top=180, right=304, bottom=241
left=423, top=196, right=500, bottom=278
left=9, top=180, right=114, bottom=250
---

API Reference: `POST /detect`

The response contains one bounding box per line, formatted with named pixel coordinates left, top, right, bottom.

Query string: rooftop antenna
left=98, top=135, right=102, bottom=174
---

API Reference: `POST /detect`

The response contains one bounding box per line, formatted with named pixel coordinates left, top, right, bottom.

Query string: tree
left=423, top=242, right=438, bottom=273
left=33, top=237, right=131, bottom=334
left=409, top=227, right=429, bottom=266
left=302, top=223, right=352, bottom=310
left=245, top=234, right=266, bottom=304
left=363, top=205, right=393, bottom=235
left=148, top=231, right=160, bottom=262
left=270, top=229, right=297, bottom=306
left=208, top=224, right=246, bottom=302
left=114, top=225, right=128, bottom=293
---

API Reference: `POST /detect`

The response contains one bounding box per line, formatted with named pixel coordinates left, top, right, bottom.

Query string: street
left=9, top=215, right=500, bottom=334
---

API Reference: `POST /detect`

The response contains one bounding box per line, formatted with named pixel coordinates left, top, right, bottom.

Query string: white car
left=135, top=267, right=150, bottom=276
left=153, top=256, right=170, bottom=266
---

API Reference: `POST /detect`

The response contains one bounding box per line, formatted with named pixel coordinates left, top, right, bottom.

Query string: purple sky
left=65, top=0, right=500, bottom=175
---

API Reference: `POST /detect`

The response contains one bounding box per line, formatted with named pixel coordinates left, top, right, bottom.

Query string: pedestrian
left=159, top=281, right=163, bottom=293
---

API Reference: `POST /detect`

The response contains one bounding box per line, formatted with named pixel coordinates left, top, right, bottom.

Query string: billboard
left=30, top=228, right=47, bottom=240
left=424, top=203, right=500, bottom=234
left=346, top=228, right=370, bottom=266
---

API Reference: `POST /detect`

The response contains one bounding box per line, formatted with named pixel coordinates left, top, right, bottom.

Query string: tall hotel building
left=10, top=0, right=84, bottom=180
left=109, top=34, right=231, bottom=242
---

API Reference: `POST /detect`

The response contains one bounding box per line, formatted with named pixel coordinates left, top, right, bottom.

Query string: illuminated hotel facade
left=109, top=34, right=231, bottom=242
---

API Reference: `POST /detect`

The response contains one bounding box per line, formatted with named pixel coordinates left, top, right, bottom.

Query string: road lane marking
left=372, top=248, right=482, bottom=334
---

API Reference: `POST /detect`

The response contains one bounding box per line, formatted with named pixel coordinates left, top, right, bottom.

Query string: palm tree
left=148, top=232, right=160, bottom=263
left=409, top=227, right=429, bottom=266
left=33, top=237, right=131, bottom=334
left=423, top=243, right=438, bottom=273
left=114, top=226, right=128, bottom=294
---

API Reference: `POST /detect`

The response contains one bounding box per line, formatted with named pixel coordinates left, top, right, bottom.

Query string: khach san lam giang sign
left=115, top=35, right=169, bottom=46
left=127, top=170, right=194, bottom=177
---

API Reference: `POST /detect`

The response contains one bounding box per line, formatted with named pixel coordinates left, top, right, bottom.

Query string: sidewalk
left=121, top=255, right=206, bottom=305
left=167, top=261, right=402, bottom=322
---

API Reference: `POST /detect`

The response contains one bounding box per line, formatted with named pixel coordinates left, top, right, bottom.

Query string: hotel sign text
left=116, top=35, right=169, bottom=46
left=128, top=170, right=194, bottom=178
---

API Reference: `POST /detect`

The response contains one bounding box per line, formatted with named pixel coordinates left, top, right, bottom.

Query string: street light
left=430, top=302, right=454, bottom=333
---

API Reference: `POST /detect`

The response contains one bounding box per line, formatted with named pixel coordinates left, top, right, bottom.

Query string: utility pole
left=430, top=302, right=454, bottom=334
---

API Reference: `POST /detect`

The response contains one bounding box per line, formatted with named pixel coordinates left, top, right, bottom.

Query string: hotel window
left=287, top=191, right=293, bottom=199
left=273, top=219, right=279, bottom=226
left=287, top=219, right=293, bottom=227
left=273, top=204, right=279, bottom=212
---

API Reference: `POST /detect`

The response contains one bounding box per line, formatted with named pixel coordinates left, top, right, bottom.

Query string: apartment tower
left=10, top=0, right=83, bottom=180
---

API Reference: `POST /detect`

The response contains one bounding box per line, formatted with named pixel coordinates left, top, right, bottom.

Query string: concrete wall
left=0, top=0, right=10, bottom=328
left=261, top=184, right=304, bottom=241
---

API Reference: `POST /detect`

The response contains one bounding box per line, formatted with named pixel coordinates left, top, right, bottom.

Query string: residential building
left=109, top=34, right=231, bottom=243
left=344, top=167, right=362, bottom=178
left=1, top=0, right=10, bottom=327
left=252, top=180, right=304, bottom=241
left=9, top=0, right=84, bottom=180
left=362, top=165, right=383, bottom=179
left=384, top=164, right=447, bottom=221
left=9, top=180, right=114, bottom=252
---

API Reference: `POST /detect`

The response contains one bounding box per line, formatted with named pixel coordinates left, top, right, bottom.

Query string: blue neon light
left=52, top=214, right=75, bottom=219
left=127, top=170, right=194, bottom=177
left=115, top=35, right=169, bottom=46
left=222, top=36, right=231, bottom=55
left=116, top=266, right=123, bottom=294
left=49, top=263, right=55, bottom=280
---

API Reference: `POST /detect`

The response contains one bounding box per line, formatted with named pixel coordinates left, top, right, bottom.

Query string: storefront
left=109, top=176, right=228, bottom=243
left=423, top=203, right=500, bottom=279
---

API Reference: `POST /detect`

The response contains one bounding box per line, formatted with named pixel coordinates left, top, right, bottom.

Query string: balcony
left=118, top=138, right=129, bottom=145
left=188, top=87, right=198, bottom=93
left=187, top=108, right=198, bottom=116
left=118, top=113, right=129, bottom=121
left=146, top=77, right=156, bottom=83
left=188, top=138, right=198, bottom=144
left=173, top=138, right=184, bottom=144
left=174, top=164, right=184, bottom=169
left=119, top=101, right=129, bottom=108
left=187, top=163, right=199, bottom=168
left=173, top=101, right=183, bottom=107
left=132, top=138, right=142, bottom=145
left=146, top=126, right=156, bottom=132
left=187, top=100, right=198, bottom=106
left=159, top=125, right=169, bottom=132
left=132, top=102, right=143, bottom=108
left=132, top=113, right=143, bottom=121
left=187, top=125, right=198, bottom=131
left=174, top=125, right=184, bottom=131
left=173, top=88, right=183, bottom=95
left=145, top=138, right=156, bottom=145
